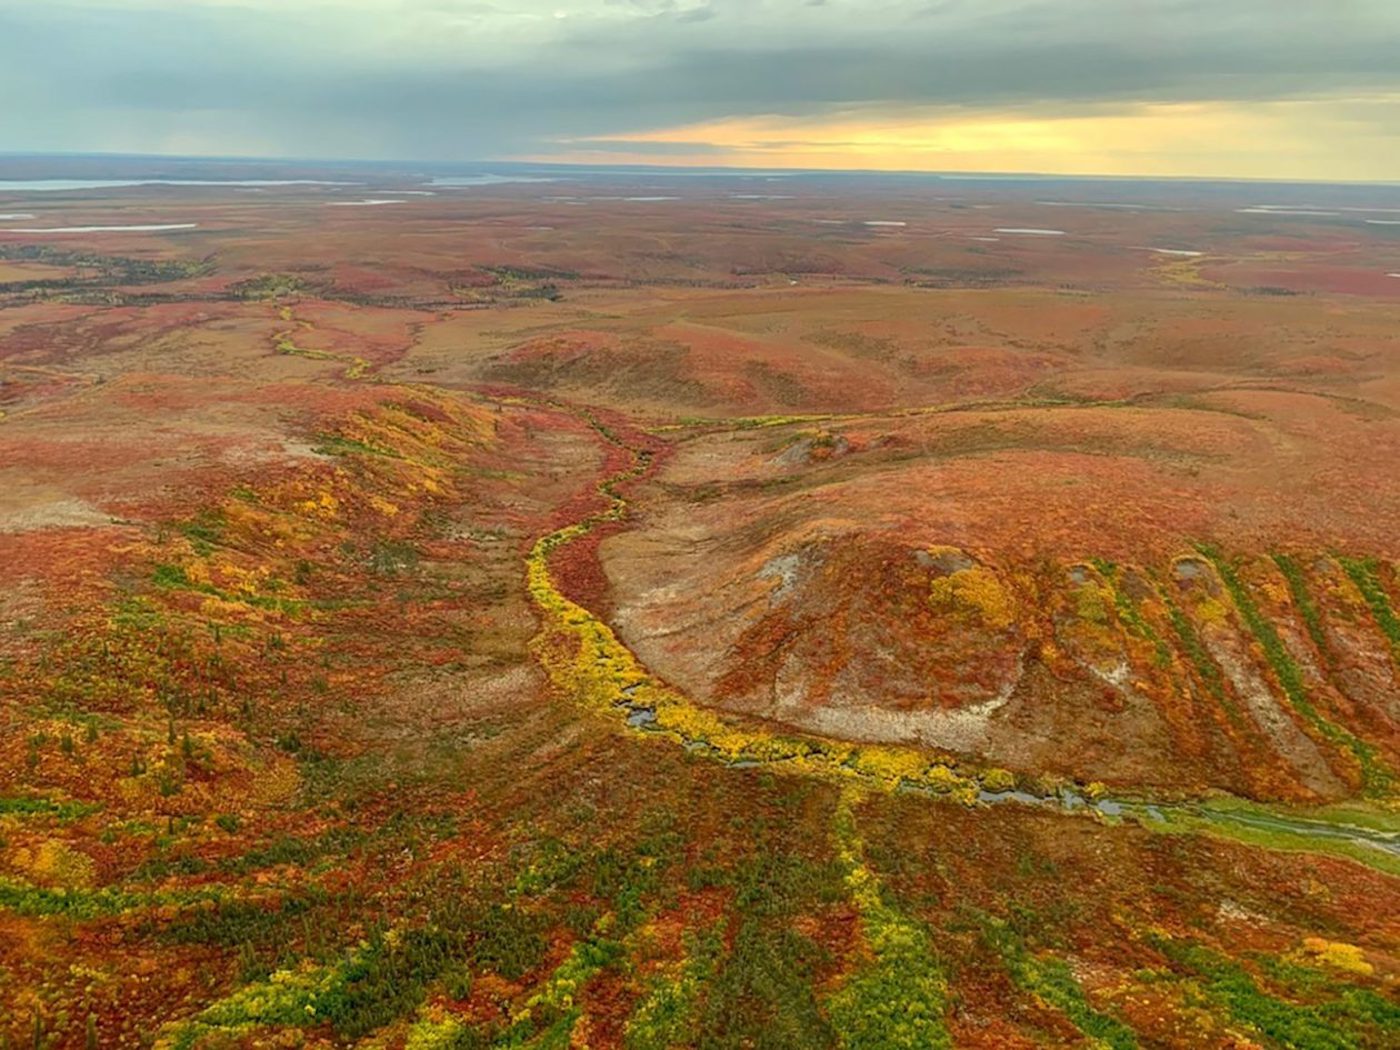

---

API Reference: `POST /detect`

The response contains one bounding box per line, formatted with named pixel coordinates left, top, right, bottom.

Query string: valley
left=1, top=167, right=1397, bottom=1048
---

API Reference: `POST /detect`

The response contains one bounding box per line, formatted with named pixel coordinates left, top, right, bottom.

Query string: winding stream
left=525, top=401, right=1400, bottom=873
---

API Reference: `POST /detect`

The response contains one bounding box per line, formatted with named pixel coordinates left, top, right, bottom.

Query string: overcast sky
left=2, top=0, right=1398, bottom=179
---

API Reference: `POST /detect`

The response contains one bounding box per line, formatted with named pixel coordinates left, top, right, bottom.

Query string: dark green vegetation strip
left=0, top=880, right=226, bottom=920
left=0, top=796, right=98, bottom=820
left=163, top=817, right=687, bottom=1046
left=1159, top=589, right=1241, bottom=725
left=311, top=434, right=402, bottom=459
left=1149, top=935, right=1399, bottom=1050
left=0, top=243, right=211, bottom=293
left=150, top=562, right=305, bottom=615
left=1339, top=556, right=1400, bottom=661
left=132, top=818, right=440, bottom=884
left=1272, top=554, right=1333, bottom=667
left=1090, top=560, right=1172, bottom=666
left=624, top=927, right=724, bottom=1050
left=1202, top=547, right=1388, bottom=794
left=981, top=915, right=1137, bottom=1050
left=692, top=851, right=843, bottom=1048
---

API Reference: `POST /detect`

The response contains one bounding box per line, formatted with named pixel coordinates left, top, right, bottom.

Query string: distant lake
left=429, top=175, right=558, bottom=187
left=0, top=179, right=356, bottom=191
left=1237, top=207, right=1340, bottom=217
left=4, top=223, right=199, bottom=233
left=1137, top=246, right=1203, bottom=256
left=1036, top=200, right=1151, bottom=211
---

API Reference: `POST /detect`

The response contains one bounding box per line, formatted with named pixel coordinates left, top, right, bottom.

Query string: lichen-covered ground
left=1, top=172, right=1397, bottom=1048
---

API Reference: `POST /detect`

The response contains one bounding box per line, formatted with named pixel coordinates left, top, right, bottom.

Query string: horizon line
left=2, top=149, right=1399, bottom=189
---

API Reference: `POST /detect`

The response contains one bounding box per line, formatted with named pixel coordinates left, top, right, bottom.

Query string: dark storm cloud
left=1, top=0, right=1397, bottom=159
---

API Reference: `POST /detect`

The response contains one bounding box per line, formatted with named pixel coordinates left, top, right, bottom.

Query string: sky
left=1, top=0, right=1398, bottom=180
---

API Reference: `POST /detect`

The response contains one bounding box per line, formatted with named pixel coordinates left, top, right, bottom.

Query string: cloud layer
left=2, top=0, right=1398, bottom=177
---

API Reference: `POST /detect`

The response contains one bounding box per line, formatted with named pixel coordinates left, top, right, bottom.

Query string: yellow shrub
left=981, top=768, right=1017, bottom=792
left=18, top=840, right=96, bottom=889
left=1073, top=582, right=1112, bottom=625
left=929, top=566, right=1015, bottom=631
left=1195, top=597, right=1230, bottom=626
left=297, top=489, right=339, bottom=519
left=1300, top=938, right=1374, bottom=976
left=367, top=495, right=400, bottom=517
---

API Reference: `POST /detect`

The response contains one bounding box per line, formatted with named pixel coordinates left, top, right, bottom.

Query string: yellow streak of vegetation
left=525, top=422, right=1002, bottom=801
left=1154, top=255, right=1224, bottom=290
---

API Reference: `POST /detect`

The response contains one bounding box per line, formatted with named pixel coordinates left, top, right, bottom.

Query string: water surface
left=4, top=223, right=198, bottom=233
left=430, top=175, right=558, bottom=187
left=0, top=179, right=355, bottom=191
left=1237, top=207, right=1340, bottom=217
left=1136, top=246, right=1203, bottom=256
